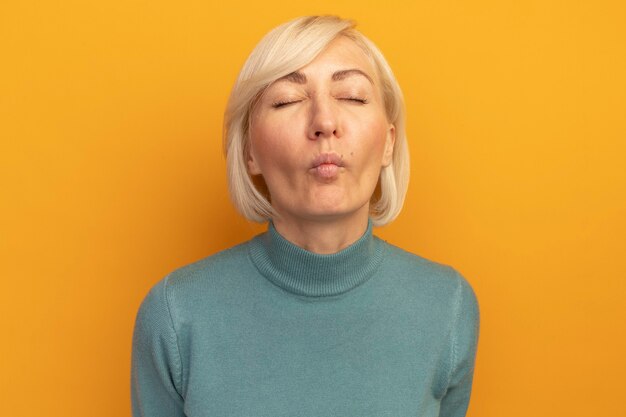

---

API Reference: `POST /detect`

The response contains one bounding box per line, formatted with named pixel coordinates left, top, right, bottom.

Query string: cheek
left=249, top=121, right=300, bottom=173
left=351, top=118, right=389, bottom=159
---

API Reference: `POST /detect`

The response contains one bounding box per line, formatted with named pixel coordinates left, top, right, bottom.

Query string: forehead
left=281, top=36, right=377, bottom=84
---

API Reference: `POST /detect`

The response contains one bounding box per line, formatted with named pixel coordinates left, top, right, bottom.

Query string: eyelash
left=271, top=97, right=368, bottom=108
left=343, top=97, right=369, bottom=104
left=271, top=100, right=300, bottom=108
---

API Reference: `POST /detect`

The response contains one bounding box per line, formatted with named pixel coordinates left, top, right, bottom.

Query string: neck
left=272, top=211, right=370, bottom=255
left=249, top=216, right=382, bottom=297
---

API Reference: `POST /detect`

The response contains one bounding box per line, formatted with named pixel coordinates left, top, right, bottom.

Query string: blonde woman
left=132, top=15, right=479, bottom=417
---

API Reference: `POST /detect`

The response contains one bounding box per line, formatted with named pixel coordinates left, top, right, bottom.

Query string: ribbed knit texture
left=249, top=221, right=383, bottom=296
left=131, top=223, right=479, bottom=417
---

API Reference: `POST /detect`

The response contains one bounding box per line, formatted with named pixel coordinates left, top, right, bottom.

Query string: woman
left=132, top=16, right=479, bottom=417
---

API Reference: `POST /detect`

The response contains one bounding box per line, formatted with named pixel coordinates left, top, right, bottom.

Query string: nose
left=307, top=96, right=341, bottom=140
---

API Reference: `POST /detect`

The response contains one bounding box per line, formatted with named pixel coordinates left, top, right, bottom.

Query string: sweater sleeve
left=439, top=272, right=480, bottom=417
left=131, top=276, right=186, bottom=417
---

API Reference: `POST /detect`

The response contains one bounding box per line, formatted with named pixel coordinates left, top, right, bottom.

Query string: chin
left=302, top=203, right=368, bottom=221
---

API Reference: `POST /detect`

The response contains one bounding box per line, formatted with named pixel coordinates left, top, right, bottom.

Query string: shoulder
left=376, top=238, right=479, bottom=315
left=378, top=239, right=471, bottom=288
left=136, top=240, right=256, bottom=321
left=166, top=241, right=251, bottom=288
left=378, top=238, right=480, bottom=346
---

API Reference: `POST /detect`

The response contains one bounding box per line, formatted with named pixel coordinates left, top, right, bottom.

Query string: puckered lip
left=310, top=152, right=344, bottom=168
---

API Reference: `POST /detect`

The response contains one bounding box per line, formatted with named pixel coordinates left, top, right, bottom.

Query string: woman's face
left=248, top=36, right=395, bottom=225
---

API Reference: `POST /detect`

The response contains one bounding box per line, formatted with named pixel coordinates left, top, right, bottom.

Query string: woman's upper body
left=131, top=15, right=479, bottom=417
left=131, top=220, right=479, bottom=417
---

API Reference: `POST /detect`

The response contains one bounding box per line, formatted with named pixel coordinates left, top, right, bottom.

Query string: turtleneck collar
left=248, top=220, right=384, bottom=297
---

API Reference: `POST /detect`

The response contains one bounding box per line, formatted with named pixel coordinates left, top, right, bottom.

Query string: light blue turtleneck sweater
left=131, top=222, right=479, bottom=417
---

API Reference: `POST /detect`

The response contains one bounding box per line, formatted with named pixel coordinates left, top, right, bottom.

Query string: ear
left=247, top=145, right=262, bottom=175
left=381, top=124, right=395, bottom=167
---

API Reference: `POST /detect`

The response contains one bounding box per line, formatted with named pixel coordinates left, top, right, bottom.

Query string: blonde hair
left=223, top=15, right=409, bottom=226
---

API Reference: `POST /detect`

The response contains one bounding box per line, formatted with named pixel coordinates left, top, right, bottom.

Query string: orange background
left=1, top=1, right=625, bottom=416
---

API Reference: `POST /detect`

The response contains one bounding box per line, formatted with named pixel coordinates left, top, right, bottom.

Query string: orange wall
left=1, top=1, right=625, bottom=416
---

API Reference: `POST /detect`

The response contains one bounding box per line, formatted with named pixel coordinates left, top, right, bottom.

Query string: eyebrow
left=278, top=71, right=307, bottom=84
left=332, top=69, right=374, bottom=84
left=276, top=68, right=374, bottom=85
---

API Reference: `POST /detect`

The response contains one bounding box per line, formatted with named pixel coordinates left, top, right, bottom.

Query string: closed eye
left=340, top=97, right=368, bottom=104
left=271, top=100, right=302, bottom=108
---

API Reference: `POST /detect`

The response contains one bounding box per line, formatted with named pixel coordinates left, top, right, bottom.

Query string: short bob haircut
left=224, top=15, right=409, bottom=226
